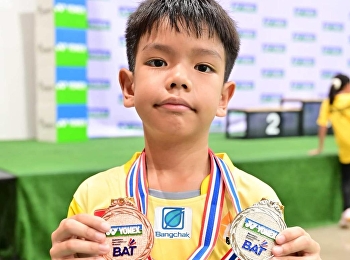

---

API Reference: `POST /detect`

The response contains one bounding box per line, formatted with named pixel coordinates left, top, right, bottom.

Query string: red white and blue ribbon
left=221, top=248, right=238, bottom=260
left=126, top=149, right=242, bottom=260
left=126, top=151, right=148, bottom=214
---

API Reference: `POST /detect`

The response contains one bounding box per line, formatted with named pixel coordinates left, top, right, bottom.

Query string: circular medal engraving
left=229, top=199, right=287, bottom=260
left=101, top=198, right=154, bottom=260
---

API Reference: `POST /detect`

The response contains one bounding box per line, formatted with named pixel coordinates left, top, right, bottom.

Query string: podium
left=226, top=108, right=301, bottom=139
left=226, top=98, right=333, bottom=139
left=280, top=98, right=333, bottom=135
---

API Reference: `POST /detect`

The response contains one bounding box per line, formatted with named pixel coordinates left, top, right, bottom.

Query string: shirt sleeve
left=67, top=197, right=84, bottom=217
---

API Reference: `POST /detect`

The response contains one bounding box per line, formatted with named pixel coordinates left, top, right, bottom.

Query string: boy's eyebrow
left=142, top=43, right=222, bottom=60
left=142, top=43, right=175, bottom=55
left=191, top=48, right=223, bottom=61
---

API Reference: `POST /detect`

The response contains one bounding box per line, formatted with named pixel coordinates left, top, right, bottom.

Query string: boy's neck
left=144, top=137, right=210, bottom=193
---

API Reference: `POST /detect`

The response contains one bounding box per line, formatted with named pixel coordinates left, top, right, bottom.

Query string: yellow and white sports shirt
left=317, top=93, right=350, bottom=163
left=68, top=152, right=280, bottom=259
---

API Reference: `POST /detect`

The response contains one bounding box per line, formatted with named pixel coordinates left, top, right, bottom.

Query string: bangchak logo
left=89, top=108, right=110, bottom=119
left=119, top=36, right=126, bottom=47
left=89, top=49, right=111, bottom=60
left=88, top=19, right=110, bottom=30
left=210, top=119, right=224, bottom=132
left=154, top=207, right=192, bottom=240
left=118, top=6, right=137, bottom=18
left=262, top=44, right=286, bottom=53
left=263, top=18, right=287, bottom=28
left=291, top=57, right=315, bottom=67
left=88, top=79, right=111, bottom=90
left=321, top=70, right=338, bottom=79
left=294, top=8, right=317, bottom=17
left=292, top=32, right=316, bottom=42
left=260, top=93, right=283, bottom=103
left=236, top=55, right=255, bottom=65
left=235, top=81, right=255, bottom=91
left=238, top=29, right=256, bottom=39
left=118, top=121, right=143, bottom=130
left=322, top=46, right=342, bottom=56
left=323, top=22, right=344, bottom=32
left=290, top=81, right=315, bottom=91
left=231, top=2, right=257, bottom=13
left=118, top=93, right=124, bottom=105
left=261, top=69, right=284, bottom=78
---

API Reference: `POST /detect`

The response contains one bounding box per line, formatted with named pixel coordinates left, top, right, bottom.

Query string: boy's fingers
left=273, top=227, right=320, bottom=257
left=73, top=214, right=111, bottom=233
left=52, top=214, right=110, bottom=244
left=50, top=237, right=109, bottom=258
left=276, top=227, right=305, bottom=244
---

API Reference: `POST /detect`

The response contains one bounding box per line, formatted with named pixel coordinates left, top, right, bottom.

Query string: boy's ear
left=119, top=68, right=135, bottom=108
left=216, top=81, right=235, bottom=117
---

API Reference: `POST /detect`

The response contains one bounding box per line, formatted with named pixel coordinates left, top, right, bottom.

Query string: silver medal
left=229, top=198, right=287, bottom=260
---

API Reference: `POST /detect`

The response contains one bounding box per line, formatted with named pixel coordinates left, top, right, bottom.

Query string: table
left=226, top=107, right=301, bottom=138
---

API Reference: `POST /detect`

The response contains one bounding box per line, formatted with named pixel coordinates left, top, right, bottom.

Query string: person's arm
left=309, top=99, right=330, bottom=156
left=309, top=125, right=328, bottom=155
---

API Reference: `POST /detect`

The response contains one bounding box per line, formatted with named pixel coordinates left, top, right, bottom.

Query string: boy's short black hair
left=125, top=0, right=240, bottom=82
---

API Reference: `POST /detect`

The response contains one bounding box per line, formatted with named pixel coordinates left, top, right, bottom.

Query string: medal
left=229, top=198, right=287, bottom=260
left=101, top=198, right=154, bottom=260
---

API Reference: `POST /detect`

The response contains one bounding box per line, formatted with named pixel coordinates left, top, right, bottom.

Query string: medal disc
left=229, top=199, right=287, bottom=260
left=101, top=198, right=154, bottom=260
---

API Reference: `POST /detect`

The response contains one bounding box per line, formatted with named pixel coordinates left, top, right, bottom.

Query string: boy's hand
left=272, top=227, right=321, bottom=259
left=50, top=214, right=111, bottom=259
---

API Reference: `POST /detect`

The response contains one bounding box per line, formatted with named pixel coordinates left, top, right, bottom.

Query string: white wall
left=0, top=0, right=35, bottom=140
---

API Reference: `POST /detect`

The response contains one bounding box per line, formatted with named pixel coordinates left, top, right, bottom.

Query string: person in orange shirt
left=310, top=73, right=350, bottom=228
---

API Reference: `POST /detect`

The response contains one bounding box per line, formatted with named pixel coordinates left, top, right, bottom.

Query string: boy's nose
left=166, top=65, right=192, bottom=91
left=170, top=83, right=188, bottom=89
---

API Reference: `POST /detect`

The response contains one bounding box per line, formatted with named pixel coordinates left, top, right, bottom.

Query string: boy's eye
left=146, top=59, right=167, bottom=67
left=195, top=64, right=213, bottom=73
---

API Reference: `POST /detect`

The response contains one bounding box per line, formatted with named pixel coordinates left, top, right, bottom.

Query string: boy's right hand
left=50, top=214, right=111, bottom=259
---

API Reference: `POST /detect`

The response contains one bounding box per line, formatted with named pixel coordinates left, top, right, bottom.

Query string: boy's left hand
left=272, top=227, right=321, bottom=259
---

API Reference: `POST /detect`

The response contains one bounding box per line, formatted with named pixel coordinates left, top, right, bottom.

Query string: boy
left=50, top=0, right=321, bottom=259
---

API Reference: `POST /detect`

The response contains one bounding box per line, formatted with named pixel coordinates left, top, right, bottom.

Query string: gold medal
left=101, top=198, right=154, bottom=260
left=229, top=198, right=287, bottom=260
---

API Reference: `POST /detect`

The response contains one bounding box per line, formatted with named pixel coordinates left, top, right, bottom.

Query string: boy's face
left=120, top=23, right=235, bottom=138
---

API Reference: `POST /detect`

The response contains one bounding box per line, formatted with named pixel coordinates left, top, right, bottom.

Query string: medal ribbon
left=126, top=149, right=242, bottom=260
left=126, top=150, right=148, bottom=214
left=221, top=248, right=238, bottom=260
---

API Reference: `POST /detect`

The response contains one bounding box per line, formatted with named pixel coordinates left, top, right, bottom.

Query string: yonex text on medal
left=243, top=218, right=279, bottom=240
left=106, top=224, right=143, bottom=237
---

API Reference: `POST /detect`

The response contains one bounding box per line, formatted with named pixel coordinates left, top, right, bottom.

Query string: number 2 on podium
left=265, top=113, right=281, bottom=136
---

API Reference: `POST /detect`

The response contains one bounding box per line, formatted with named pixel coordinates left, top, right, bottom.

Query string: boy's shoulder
left=80, top=152, right=141, bottom=187
left=71, top=158, right=134, bottom=214
left=218, top=153, right=280, bottom=205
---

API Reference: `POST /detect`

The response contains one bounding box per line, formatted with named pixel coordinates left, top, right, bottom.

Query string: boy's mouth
left=155, top=97, right=196, bottom=112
